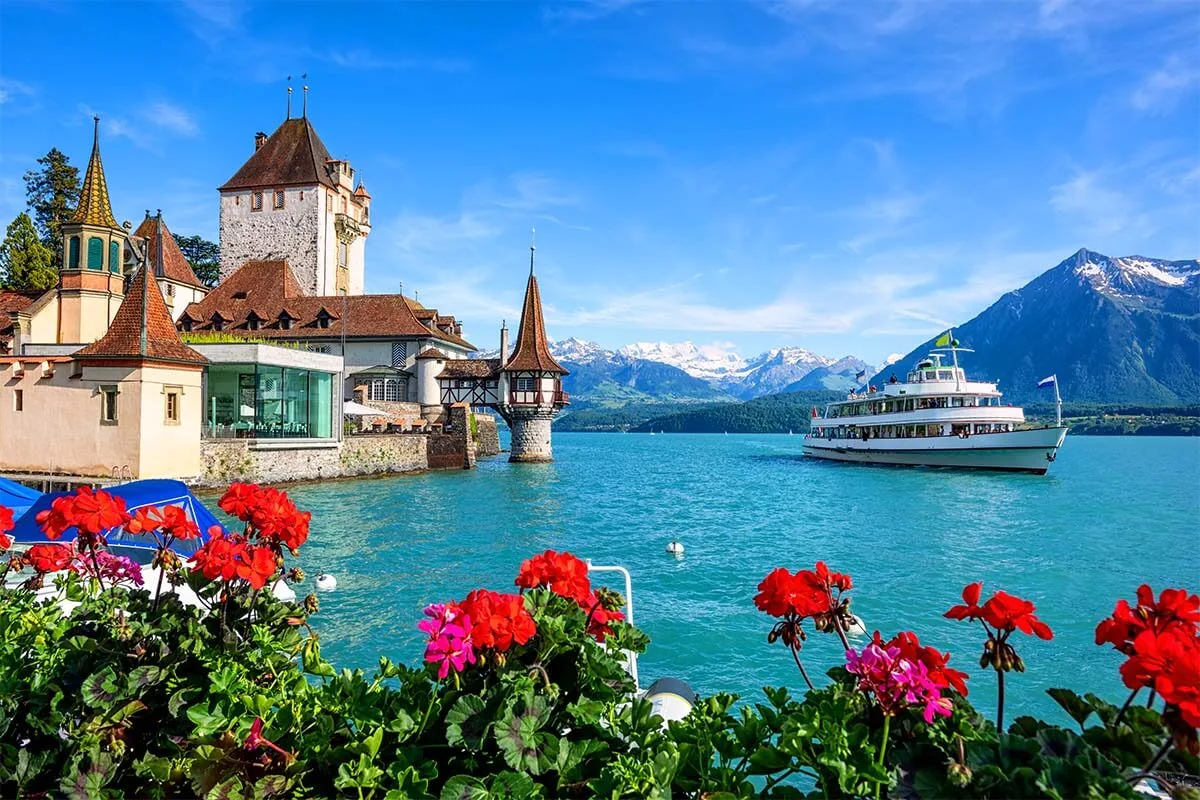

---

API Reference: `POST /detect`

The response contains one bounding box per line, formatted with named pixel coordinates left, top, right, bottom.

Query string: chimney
left=254, top=131, right=268, bottom=151
left=499, top=320, right=509, bottom=363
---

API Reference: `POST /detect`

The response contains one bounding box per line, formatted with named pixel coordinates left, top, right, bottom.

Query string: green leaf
left=489, top=771, right=541, bottom=799
left=748, top=746, right=791, bottom=773
left=128, top=664, right=166, bottom=691
left=493, top=693, right=558, bottom=775
left=301, top=637, right=335, bottom=678
left=439, top=775, right=488, bottom=800
left=446, top=695, right=489, bottom=750
left=1047, top=688, right=1093, bottom=729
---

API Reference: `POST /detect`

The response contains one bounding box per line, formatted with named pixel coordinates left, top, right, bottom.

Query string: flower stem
left=874, top=714, right=892, bottom=799
left=790, top=644, right=816, bottom=691
left=1114, top=687, right=1141, bottom=729
left=1146, top=689, right=1157, bottom=708
left=996, top=668, right=1006, bottom=733
left=1129, top=738, right=1173, bottom=784
left=832, top=614, right=851, bottom=651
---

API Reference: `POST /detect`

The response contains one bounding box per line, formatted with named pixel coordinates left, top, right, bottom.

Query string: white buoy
left=315, top=573, right=337, bottom=592
left=847, top=614, right=867, bottom=637
left=666, top=540, right=684, bottom=556
left=271, top=579, right=297, bottom=603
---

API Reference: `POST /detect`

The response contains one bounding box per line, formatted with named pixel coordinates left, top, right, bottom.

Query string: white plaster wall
left=159, top=280, right=208, bottom=322
left=135, top=365, right=204, bottom=478
left=219, top=186, right=321, bottom=292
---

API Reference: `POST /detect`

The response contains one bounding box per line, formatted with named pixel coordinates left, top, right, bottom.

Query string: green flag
left=934, top=330, right=952, bottom=347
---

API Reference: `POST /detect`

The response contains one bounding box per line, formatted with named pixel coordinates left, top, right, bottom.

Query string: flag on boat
left=1038, top=374, right=1057, bottom=388
left=934, top=330, right=960, bottom=348
left=855, top=369, right=867, bottom=381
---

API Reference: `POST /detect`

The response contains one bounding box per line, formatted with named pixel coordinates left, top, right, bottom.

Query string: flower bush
left=0, top=487, right=1195, bottom=798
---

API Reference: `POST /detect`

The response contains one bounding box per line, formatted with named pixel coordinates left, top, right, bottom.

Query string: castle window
left=13, top=389, right=22, bottom=412
left=341, top=197, right=348, bottom=213
left=109, top=240, right=121, bottom=274
left=87, top=236, right=104, bottom=270
left=515, top=377, right=536, bottom=392
left=278, top=313, right=293, bottom=330
left=246, top=314, right=260, bottom=331
left=251, top=191, right=263, bottom=211
left=327, top=195, right=333, bottom=211
left=299, top=191, right=304, bottom=201
left=69, top=236, right=80, bottom=268
left=100, top=385, right=119, bottom=424
left=337, top=242, right=348, bottom=267
left=273, top=190, right=285, bottom=209
left=211, top=315, right=225, bottom=331
left=180, top=317, right=192, bottom=332
left=164, top=387, right=181, bottom=424
left=385, top=379, right=402, bottom=402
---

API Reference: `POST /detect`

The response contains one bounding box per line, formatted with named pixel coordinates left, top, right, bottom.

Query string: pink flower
left=847, top=641, right=953, bottom=722
left=419, top=602, right=476, bottom=679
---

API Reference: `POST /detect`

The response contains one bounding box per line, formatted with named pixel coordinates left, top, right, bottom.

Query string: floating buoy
left=847, top=614, right=867, bottom=637
left=271, top=579, right=297, bottom=603
left=315, top=573, right=337, bottom=592
left=666, top=540, right=684, bottom=556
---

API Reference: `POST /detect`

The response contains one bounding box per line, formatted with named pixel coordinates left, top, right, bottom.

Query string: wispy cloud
left=0, top=76, right=35, bottom=106
left=144, top=101, right=199, bottom=137
left=1050, top=169, right=1154, bottom=239
left=1131, top=54, right=1200, bottom=112
left=326, top=50, right=471, bottom=74
left=542, top=0, right=651, bottom=25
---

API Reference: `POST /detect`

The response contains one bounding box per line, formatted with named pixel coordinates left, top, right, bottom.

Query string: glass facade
left=203, top=364, right=335, bottom=439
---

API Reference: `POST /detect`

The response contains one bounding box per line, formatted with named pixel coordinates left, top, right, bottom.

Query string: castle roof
left=415, top=347, right=450, bottom=360
left=71, top=118, right=121, bottom=230
left=132, top=213, right=206, bottom=289
left=75, top=268, right=207, bottom=365
left=180, top=260, right=476, bottom=350
left=219, top=118, right=338, bottom=191
left=504, top=272, right=566, bottom=374
left=437, top=358, right=500, bottom=379
left=0, top=290, right=42, bottom=355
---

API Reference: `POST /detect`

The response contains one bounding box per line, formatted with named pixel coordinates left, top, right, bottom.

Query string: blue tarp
left=8, top=479, right=225, bottom=556
left=0, top=477, right=42, bottom=521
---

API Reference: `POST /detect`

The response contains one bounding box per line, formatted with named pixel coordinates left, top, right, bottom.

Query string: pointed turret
left=71, top=117, right=121, bottom=230
left=74, top=267, right=206, bottom=365
left=503, top=272, right=567, bottom=375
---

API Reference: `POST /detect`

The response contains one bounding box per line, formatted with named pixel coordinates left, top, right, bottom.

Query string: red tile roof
left=504, top=273, right=566, bottom=374
left=415, top=347, right=450, bottom=360
left=219, top=118, right=338, bottom=191
left=180, top=260, right=476, bottom=349
left=132, top=213, right=206, bottom=289
left=0, top=290, right=42, bottom=354
left=438, top=359, right=500, bottom=379
left=75, top=268, right=207, bottom=364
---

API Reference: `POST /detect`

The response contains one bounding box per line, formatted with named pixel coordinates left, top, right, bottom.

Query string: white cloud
left=143, top=102, right=198, bottom=136
left=1131, top=55, right=1200, bottom=111
left=1049, top=169, right=1152, bottom=238
left=0, top=77, right=34, bottom=106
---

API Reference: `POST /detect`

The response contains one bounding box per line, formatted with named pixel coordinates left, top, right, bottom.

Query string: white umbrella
left=343, top=400, right=385, bottom=416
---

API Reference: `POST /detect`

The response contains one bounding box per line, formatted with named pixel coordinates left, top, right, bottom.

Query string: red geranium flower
left=1096, top=585, right=1200, bottom=655
left=25, top=543, right=75, bottom=574
left=0, top=506, right=13, bottom=551
left=945, top=582, right=1052, bottom=640
left=582, top=591, right=625, bottom=642
left=461, top=589, right=537, bottom=651
left=515, top=550, right=591, bottom=605
left=233, top=543, right=277, bottom=590
left=69, top=486, right=131, bottom=536
left=219, top=482, right=262, bottom=521
left=157, top=505, right=201, bottom=540
left=190, top=531, right=243, bottom=582
left=874, top=630, right=970, bottom=696
left=754, top=568, right=831, bottom=619
left=35, top=495, right=76, bottom=540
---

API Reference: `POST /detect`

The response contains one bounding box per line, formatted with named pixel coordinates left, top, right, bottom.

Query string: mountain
left=632, top=390, right=843, bottom=433
left=783, top=356, right=874, bottom=392
left=478, top=338, right=872, bottom=405
left=873, top=249, right=1200, bottom=404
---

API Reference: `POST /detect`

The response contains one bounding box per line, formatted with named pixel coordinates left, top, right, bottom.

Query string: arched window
left=87, top=237, right=104, bottom=270
left=68, top=236, right=80, bottom=269
left=385, top=379, right=402, bottom=402
left=109, top=240, right=121, bottom=273
left=369, top=379, right=385, bottom=401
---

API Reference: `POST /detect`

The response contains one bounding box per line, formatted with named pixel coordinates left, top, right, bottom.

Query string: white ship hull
left=802, top=426, right=1068, bottom=474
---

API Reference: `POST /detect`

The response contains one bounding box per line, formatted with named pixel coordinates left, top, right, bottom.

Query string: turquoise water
left=281, top=434, right=1199, bottom=725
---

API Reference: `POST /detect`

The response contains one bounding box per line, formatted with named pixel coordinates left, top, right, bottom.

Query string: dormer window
left=316, top=312, right=331, bottom=329
left=246, top=312, right=261, bottom=331
left=211, top=314, right=226, bottom=331
left=233, top=291, right=248, bottom=300
left=180, top=317, right=193, bottom=332
left=278, top=312, right=293, bottom=331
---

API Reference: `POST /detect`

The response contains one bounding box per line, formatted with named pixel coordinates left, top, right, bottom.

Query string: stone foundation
left=475, top=413, right=501, bottom=457
left=196, top=434, right=432, bottom=487
left=509, top=408, right=557, bottom=463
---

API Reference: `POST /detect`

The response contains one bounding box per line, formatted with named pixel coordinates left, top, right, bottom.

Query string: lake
left=283, top=433, right=1200, bottom=725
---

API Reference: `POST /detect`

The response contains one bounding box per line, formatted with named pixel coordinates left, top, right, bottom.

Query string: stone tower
left=58, top=117, right=127, bottom=343
left=497, top=241, right=568, bottom=463
left=217, top=113, right=370, bottom=297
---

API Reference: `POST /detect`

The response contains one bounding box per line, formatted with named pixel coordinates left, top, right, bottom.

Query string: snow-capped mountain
left=874, top=248, right=1200, bottom=403
left=478, top=338, right=874, bottom=402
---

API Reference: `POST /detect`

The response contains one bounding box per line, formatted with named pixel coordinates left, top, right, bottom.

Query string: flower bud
left=1014, top=654, right=1026, bottom=673
left=22, top=574, right=43, bottom=592
left=287, top=567, right=306, bottom=583
left=948, top=762, right=972, bottom=788
left=767, top=629, right=779, bottom=644
left=304, top=594, right=319, bottom=615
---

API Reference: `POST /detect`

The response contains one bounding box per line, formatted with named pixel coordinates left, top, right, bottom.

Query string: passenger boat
left=803, top=334, right=1067, bottom=474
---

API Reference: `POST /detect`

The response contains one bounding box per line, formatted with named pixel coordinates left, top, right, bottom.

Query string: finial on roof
left=529, top=227, right=536, bottom=276
left=287, top=75, right=293, bottom=119
left=302, top=75, right=309, bottom=118
left=92, top=115, right=100, bottom=146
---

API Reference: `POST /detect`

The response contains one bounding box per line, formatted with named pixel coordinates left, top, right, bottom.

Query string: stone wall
left=219, top=186, right=321, bottom=292
left=197, top=434, right=429, bottom=487
left=509, top=407, right=557, bottom=463
left=475, top=413, right=501, bottom=457
left=427, top=433, right=466, bottom=470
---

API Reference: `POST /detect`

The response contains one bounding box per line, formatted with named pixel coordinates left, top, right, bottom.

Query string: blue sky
left=1, top=0, right=1197, bottom=364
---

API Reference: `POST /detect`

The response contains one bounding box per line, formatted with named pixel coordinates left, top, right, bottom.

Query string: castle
left=1, top=104, right=569, bottom=483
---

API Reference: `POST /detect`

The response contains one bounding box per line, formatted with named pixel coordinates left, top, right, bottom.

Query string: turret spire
left=71, top=116, right=121, bottom=229
left=529, top=227, right=536, bottom=276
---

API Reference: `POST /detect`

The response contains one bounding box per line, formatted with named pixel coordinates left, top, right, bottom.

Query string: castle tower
left=217, top=112, right=371, bottom=297
left=131, top=211, right=209, bottom=321
left=498, top=239, right=568, bottom=463
left=58, top=117, right=127, bottom=343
